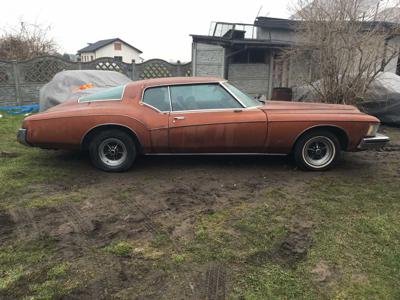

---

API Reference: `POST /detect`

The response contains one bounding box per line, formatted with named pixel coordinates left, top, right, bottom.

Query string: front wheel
left=294, top=130, right=341, bottom=171
left=89, top=130, right=136, bottom=172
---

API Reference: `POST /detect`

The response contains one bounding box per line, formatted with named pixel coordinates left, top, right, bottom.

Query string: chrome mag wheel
left=98, top=138, right=128, bottom=167
left=302, top=136, right=336, bottom=169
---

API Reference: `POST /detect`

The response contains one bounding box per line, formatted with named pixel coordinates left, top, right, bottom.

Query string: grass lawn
left=0, top=114, right=399, bottom=299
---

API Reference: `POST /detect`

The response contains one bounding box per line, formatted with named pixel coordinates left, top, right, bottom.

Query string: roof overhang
left=191, top=34, right=293, bottom=48
left=254, top=16, right=400, bottom=33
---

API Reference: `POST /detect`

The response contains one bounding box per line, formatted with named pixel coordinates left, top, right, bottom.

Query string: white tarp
left=39, top=70, right=132, bottom=112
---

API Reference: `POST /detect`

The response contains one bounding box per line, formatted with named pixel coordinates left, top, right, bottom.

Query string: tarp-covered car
left=40, top=70, right=132, bottom=112
left=293, top=72, right=400, bottom=126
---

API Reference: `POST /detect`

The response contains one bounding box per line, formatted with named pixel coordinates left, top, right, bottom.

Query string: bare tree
left=287, top=0, right=400, bottom=104
left=0, top=21, right=58, bottom=61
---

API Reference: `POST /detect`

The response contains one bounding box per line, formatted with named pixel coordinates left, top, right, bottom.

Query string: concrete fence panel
left=0, top=56, right=192, bottom=106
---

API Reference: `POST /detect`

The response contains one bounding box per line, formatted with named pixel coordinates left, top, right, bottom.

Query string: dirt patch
left=311, top=261, right=332, bottom=283
left=273, top=221, right=313, bottom=267
left=163, top=186, right=220, bottom=212
left=247, top=220, right=313, bottom=268
left=0, top=211, right=15, bottom=242
left=0, top=151, right=20, bottom=158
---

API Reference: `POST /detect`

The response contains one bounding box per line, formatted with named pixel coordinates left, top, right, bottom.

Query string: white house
left=77, top=38, right=143, bottom=63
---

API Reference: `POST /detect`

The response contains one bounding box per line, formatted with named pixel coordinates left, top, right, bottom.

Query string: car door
left=141, top=86, right=171, bottom=153
left=168, top=83, right=268, bottom=153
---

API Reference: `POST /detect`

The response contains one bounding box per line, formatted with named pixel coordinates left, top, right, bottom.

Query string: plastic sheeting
left=0, top=104, right=39, bottom=115
left=360, top=72, right=400, bottom=126
left=292, top=72, right=400, bottom=126
left=39, top=70, right=132, bottom=112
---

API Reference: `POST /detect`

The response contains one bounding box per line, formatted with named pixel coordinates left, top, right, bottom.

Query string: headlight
left=366, top=124, right=380, bottom=137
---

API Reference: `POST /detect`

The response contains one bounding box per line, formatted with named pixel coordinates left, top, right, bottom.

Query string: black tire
left=89, top=129, right=136, bottom=172
left=294, top=130, right=341, bottom=171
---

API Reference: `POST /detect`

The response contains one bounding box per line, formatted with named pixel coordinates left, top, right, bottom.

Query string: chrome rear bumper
left=358, top=133, right=390, bottom=150
left=17, top=128, right=31, bottom=147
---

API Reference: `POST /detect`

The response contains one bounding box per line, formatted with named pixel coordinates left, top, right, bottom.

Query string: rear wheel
left=89, top=130, right=136, bottom=172
left=294, top=130, right=341, bottom=171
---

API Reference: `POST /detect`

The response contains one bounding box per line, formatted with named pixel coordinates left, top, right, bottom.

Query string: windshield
left=224, top=82, right=261, bottom=108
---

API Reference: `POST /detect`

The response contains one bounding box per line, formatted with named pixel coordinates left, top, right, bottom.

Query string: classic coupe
left=18, top=77, right=389, bottom=172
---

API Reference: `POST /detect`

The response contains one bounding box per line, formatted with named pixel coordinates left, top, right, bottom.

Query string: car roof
left=128, top=76, right=224, bottom=89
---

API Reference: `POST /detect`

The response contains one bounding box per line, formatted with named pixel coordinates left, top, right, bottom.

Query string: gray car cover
left=39, top=70, right=132, bottom=112
left=292, top=72, right=400, bottom=126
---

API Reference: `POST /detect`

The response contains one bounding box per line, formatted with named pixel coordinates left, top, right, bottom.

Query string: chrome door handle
left=173, top=116, right=185, bottom=121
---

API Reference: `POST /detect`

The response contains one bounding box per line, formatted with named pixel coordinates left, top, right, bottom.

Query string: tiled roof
left=77, top=38, right=142, bottom=54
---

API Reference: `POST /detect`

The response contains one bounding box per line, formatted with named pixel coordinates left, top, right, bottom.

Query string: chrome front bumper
left=358, top=133, right=390, bottom=150
left=17, top=128, right=31, bottom=147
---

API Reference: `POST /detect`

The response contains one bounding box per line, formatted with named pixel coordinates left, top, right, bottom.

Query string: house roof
left=254, top=16, right=399, bottom=32
left=191, top=34, right=294, bottom=48
left=77, top=38, right=143, bottom=54
left=254, top=17, right=299, bottom=31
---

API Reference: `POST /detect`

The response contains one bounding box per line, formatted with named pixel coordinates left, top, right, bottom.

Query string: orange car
left=18, top=77, right=389, bottom=172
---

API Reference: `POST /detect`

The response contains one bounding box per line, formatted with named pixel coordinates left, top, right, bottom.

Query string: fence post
left=131, top=60, right=136, bottom=80
left=12, top=60, right=21, bottom=106
left=176, top=61, right=183, bottom=77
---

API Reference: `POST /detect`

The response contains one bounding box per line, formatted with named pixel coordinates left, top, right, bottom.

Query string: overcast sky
left=0, top=0, right=292, bottom=62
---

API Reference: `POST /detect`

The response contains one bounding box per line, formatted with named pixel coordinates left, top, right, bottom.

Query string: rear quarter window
left=142, top=87, right=170, bottom=112
left=79, top=85, right=125, bottom=103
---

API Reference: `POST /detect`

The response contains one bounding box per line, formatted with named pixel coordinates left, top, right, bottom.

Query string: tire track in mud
left=129, top=195, right=197, bottom=295
left=59, top=205, right=99, bottom=235
left=2, top=180, right=243, bottom=298
left=54, top=203, right=129, bottom=298
left=383, top=143, right=400, bottom=152
left=204, top=263, right=227, bottom=300
left=130, top=189, right=235, bottom=299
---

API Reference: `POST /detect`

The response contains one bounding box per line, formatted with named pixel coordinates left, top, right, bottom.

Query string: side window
left=170, top=84, right=242, bottom=111
left=142, top=87, right=170, bottom=112
left=79, top=85, right=125, bottom=103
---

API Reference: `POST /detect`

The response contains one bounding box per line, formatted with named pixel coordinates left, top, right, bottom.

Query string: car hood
left=261, top=101, right=360, bottom=113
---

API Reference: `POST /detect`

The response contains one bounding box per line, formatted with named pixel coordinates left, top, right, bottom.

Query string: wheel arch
left=292, top=125, right=350, bottom=153
left=81, top=124, right=143, bottom=153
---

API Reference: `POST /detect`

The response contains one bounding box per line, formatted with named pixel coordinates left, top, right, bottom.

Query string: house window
left=114, top=42, right=122, bottom=50
left=91, top=55, right=94, bottom=61
left=114, top=56, right=123, bottom=62
left=231, top=49, right=266, bottom=64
